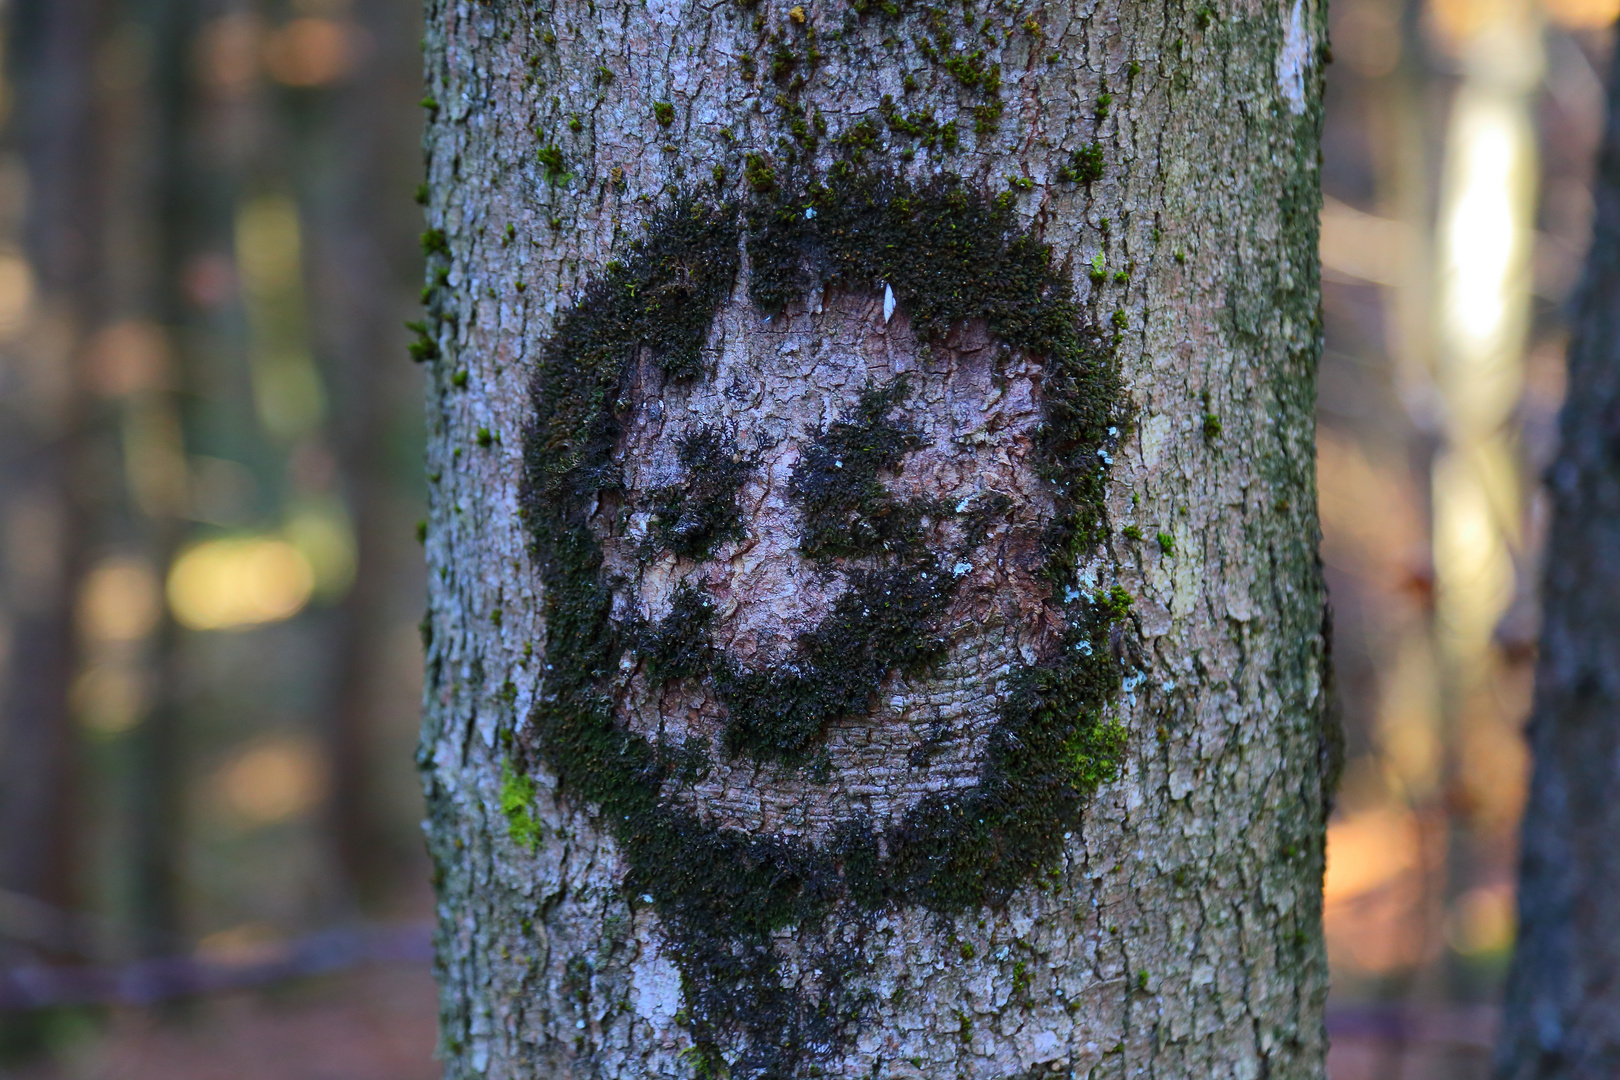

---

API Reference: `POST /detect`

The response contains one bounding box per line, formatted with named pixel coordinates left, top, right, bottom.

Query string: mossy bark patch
left=516, top=172, right=1130, bottom=1073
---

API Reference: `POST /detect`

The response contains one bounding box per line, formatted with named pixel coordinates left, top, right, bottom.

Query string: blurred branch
left=1326, top=1003, right=1499, bottom=1050
left=0, top=887, right=126, bottom=960
left=0, top=921, right=431, bottom=1010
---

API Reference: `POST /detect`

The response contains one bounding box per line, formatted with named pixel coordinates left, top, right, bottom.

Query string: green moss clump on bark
left=500, top=760, right=544, bottom=850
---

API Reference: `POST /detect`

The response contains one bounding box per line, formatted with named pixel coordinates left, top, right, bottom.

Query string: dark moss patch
left=788, top=380, right=931, bottom=558
left=518, top=173, right=1128, bottom=1076
left=647, top=425, right=758, bottom=560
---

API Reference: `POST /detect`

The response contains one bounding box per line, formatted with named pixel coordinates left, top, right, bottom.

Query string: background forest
left=0, top=0, right=1604, bottom=1074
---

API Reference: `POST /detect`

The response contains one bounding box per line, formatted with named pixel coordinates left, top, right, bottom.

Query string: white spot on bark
left=1276, top=0, right=1311, bottom=115
left=630, top=936, right=684, bottom=1026
left=883, top=282, right=896, bottom=322
left=646, top=0, right=685, bottom=25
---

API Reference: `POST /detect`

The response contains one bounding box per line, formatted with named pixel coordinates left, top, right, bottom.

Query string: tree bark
left=1495, top=45, right=1620, bottom=1080
left=419, top=0, right=1335, bottom=1075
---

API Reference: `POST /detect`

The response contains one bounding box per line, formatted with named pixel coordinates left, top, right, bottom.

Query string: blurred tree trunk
left=104, top=0, right=196, bottom=959
left=1496, top=44, right=1620, bottom=1080
left=0, top=0, right=107, bottom=931
left=420, top=0, right=1336, bottom=1076
left=304, top=0, right=426, bottom=912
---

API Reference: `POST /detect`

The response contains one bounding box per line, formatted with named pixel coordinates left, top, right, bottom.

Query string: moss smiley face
left=518, top=171, right=1129, bottom=1074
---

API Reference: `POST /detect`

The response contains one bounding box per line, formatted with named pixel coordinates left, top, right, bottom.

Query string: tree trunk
left=1494, top=45, right=1620, bottom=1080
left=0, top=0, right=107, bottom=928
left=418, top=0, right=1335, bottom=1075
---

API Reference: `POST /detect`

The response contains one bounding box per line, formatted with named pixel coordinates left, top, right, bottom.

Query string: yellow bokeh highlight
left=0, top=253, right=35, bottom=339
left=1326, top=807, right=1422, bottom=904
left=1540, top=0, right=1619, bottom=27
left=167, top=536, right=314, bottom=631
left=284, top=495, right=357, bottom=600
left=235, top=195, right=326, bottom=441
left=1447, top=883, right=1516, bottom=955
left=79, top=556, right=162, bottom=643
left=196, top=921, right=288, bottom=964
left=214, top=736, right=326, bottom=824
left=71, top=663, right=149, bottom=735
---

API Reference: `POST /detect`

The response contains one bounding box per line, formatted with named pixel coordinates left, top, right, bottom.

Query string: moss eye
left=648, top=426, right=756, bottom=560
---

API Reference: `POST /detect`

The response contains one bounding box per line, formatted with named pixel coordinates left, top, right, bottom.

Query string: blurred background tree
left=0, top=0, right=1609, bottom=1072
left=0, top=0, right=435, bottom=1067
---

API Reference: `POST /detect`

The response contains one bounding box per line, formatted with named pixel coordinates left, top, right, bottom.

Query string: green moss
left=654, top=100, right=675, bottom=126
left=1122, top=525, right=1142, bottom=541
left=501, top=760, right=544, bottom=850
left=1202, top=401, right=1222, bottom=439
left=771, top=45, right=798, bottom=82
left=420, top=228, right=449, bottom=257
left=405, top=319, right=439, bottom=363
left=1060, top=143, right=1104, bottom=185
left=787, top=380, right=930, bottom=557
left=1157, top=531, right=1175, bottom=556
left=536, top=144, right=567, bottom=181
left=744, top=153, right=777, bottom=193
left=837, top=118, right=883, bottom=154
left=878, top=96, right=958, bottom=151
left=712, top=559, right=953, bottom=762
left=943, top=50, right=998, bottom=91
left=972, top=100, right=1004, bottom=134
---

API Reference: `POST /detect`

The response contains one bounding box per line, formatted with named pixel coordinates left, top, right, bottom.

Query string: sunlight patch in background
left=235, top=194, right=325, bottom=442
left=212, top=735, right=327, bottom=825
left=168, top=536, right=314, bottom=631
left=79, top=556, right=162, bottom=643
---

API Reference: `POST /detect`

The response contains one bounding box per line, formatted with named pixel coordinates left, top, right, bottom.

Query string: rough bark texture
left=1495, top=50, right=1620, bottom=1080
left=418, top=0, right=1334, bottom=1074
